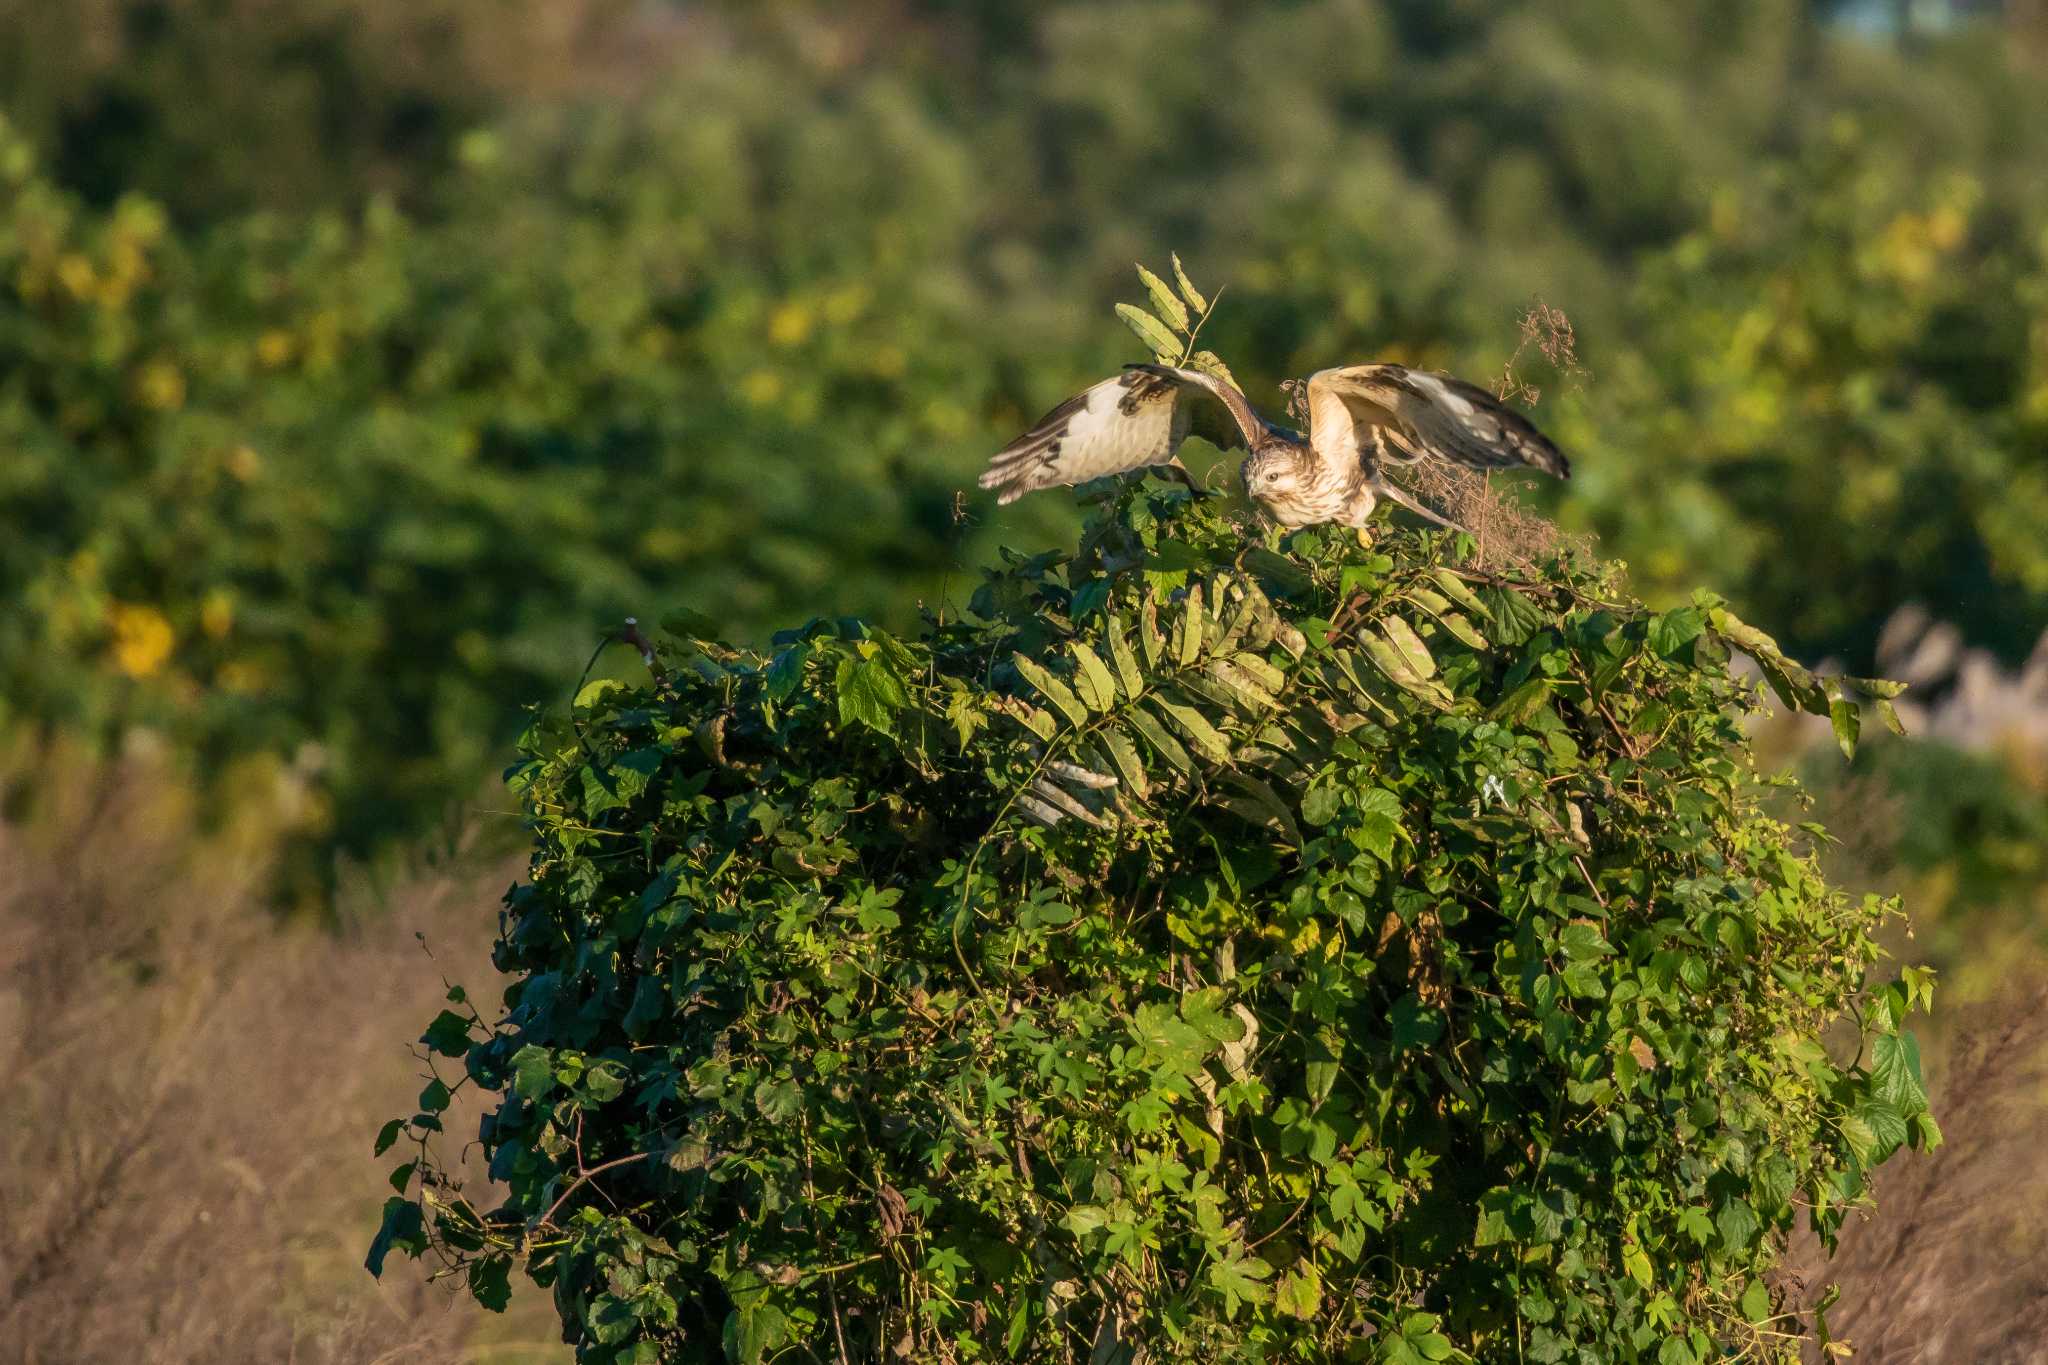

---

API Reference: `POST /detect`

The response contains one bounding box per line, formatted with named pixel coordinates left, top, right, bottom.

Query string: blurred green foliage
left=2, top=1, right=2045, bottom=886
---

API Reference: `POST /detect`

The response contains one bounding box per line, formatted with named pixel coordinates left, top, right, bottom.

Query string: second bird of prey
left=978, top=361, right=1570, bottom=531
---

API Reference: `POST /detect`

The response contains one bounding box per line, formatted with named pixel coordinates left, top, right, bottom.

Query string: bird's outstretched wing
left=978, top=364, right=1270, bottom=506
left=1304, top=365, right=1570, bottom=479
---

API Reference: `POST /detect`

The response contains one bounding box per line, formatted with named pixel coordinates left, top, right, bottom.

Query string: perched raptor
left=977, top=362, right=1569, bottom=531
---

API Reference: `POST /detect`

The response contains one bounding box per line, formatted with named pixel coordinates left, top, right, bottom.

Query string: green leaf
left=1647, top=606, right=1706, bottom=658
left=1434, top=610, right=1489, bottom=649
left=418, top=1077, right=452, bottom=1113
left=364, top=1196, right=425, bottom=1277
left=1677, top=1206, right=1714, bottom=1245
left=764, top=642, right=811, bottom=701
left=1870, top=1032, right=1927, bottom=1111
left=1715, top=1196, right=1760, bottom=1253
left=1150, top=696, right=1232, bottom=764
left=1171, top=252, right=1209, bottom=313
left=1109, top=622, right=1146, bottom=699
left=1828, top=696, right=1860, bottom=760
left=1178, top=583, right=1205, bottom=668
left=1274, top=1262, right=1322, bottom=1320
left=1479, top=586, right=1545, bottom=645
left=1116, top=303, right=1182, bottom=360
left=1657, top=1337, right=1696, bottom=1365
left=1136, top=263, right=1190, bottom=333
left=374, top=1118, right=405, bottom=1157
left=1559, top=922, right=1613, bottom=960
left=511, top=1043, right=556, bottom=1100
left=1390, top=993, right=1444, bottom=1051
left=1012, top=652, right=1089, bottom=730
left=836, top=653, right=909, bottom=736
left=1491, top=677, right=1555, bottom=725
left=420, top=1009, right=473, bottom=1058
left=468, top=1256, right=513, bottom=1313
left=1378, top=616, right=1438, bottom=679
left=1070, top=641, right=1119, bottom=711
left=573, top=677, right=627, bottom=709
left=1430, top=569, right=1490, bottom=616
left=388, top=1159, right=415, bottom=1193
left=1099, top=727, right=1153, bottom=801
left=1205, top=1250, right=1272, bottom=1317
left=1126, top=705, right=1196, bottom=774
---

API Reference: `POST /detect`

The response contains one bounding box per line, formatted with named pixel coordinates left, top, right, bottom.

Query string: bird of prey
left=977, top=362, right=1569, bottom=531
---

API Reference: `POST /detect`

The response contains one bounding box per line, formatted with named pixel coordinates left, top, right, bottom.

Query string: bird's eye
left=1265, top=470, right=1281, bottom=483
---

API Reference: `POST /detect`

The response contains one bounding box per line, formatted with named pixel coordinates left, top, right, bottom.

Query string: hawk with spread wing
left=977, top=361, right=1569, bottom=532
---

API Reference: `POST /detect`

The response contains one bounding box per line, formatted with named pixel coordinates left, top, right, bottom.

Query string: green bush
left=7, top=6, right=2048, bottom=883
left=373, top=488, right=1934, bottom=1362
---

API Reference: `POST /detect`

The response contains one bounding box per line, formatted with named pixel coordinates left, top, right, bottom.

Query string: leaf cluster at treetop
left=373, top=486, right=1934, bottom=1362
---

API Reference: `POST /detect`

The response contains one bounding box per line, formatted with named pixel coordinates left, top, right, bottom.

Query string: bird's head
left=1241, top=448, right=1310, bottom=500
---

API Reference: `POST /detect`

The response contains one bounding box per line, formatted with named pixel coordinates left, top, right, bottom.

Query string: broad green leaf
left=1274, top=1262, right=1322, bottom=1320
left=1116, top=303, right=1181, bottom=360
left=511, top=1043, right=555, bottom=1100
left=1206, top=1251, right=1272, bottom=1318
left=1012, top=652, right=1089, bottom=730
left=1435, top=610, right=1489, bottom=649
left=1141, top=594, right=1166, bottom=666
left=1219, top=772, right=1302, bottom=846
left=1171, top=252, right=1209, bottom=313
left=1070, top=641, right=1119, bottom=712
left=1867, top=1035, right=1925, bottom=1113
left=364, top=1197, right=425, bottom=1277
left=1126, top=705, right=1195, bottom=774
left=1828, top=695, right=1860, bottom=760
left=1206, top=658, right=1279, bottom=711
left=468, top=1256, right=512, bottom=1313
left=1715, top=1196, right=1760, bottom=1253
left=1099, top=726, right=1153, bottom=800
left=1109, top=622, right=1146, bottom=698
left=1479, top=585, right=1546, bottom=645
left=1178, top=582, right=1205, bottom=668
left=1150, top=695, right=1232, bottom=764
left=1378, top=616, right=1438, bottom=679
left=1647, top=606, right=1706, bottom=658
left=1430, top=569, right=1490, bottom=616
left=835, top=654, right=909, bottom=736
left=573, top=677, right=626, bottom=709
left=1491, top=677, right=1555, bottom=725
left=1560, top=922, right=1613, bottom=960
left=1136, top=263, right=1190, bottom=332
left=420, top=1009, right=472, bottom=1057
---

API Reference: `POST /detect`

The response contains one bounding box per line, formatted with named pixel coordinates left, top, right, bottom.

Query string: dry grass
left=0, top=736, right=564, bottom=1364
left=1786, top=967, right=2048, bottom=1363
left=1391, top=461, right=1587, bottom=572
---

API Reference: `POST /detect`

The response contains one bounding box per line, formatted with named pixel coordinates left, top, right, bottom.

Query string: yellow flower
left=767, top=301, right=815, bottom=348
left=56, top=253, right=95, bottom=299
left=108, top=603, right=175, bottom=679
left=135, top=360, right=185, bottom=412
left=217, top=660, right=269, bottom=694
left=200, top=590, right=235, bottom=640
left=739, top=369, right=784, bottom=407
left=256, top=330, right=296, bottom=368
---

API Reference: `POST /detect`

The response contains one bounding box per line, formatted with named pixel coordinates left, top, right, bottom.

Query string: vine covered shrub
left=374, top=488, right=1935, bottom=1362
